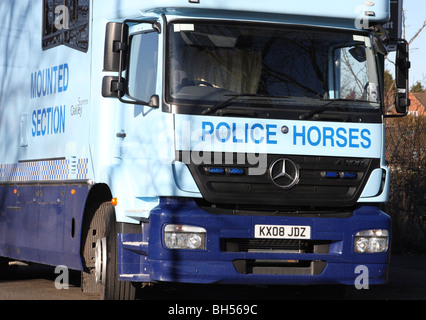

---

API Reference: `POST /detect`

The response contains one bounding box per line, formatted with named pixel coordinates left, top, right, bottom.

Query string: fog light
left=164, top=225, right=207, bottom=250
left=354, top=229, right=389, bottom=253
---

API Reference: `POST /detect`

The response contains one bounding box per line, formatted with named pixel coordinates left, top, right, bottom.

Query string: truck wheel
left=82, top=202, right=136, bottom=300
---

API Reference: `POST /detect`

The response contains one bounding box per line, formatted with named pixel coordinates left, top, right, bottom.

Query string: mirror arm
left=113, top=41, right=127, bottom=53
left=385, top=110, right=408, bottom=118
left=152, top=21, right=161, bottom=34
left=370, top=24, right=390, bottom=45
left=118, top=94, right=159, bottom=108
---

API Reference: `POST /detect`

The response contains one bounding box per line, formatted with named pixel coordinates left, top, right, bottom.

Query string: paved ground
left=0, top=255, right=425, bottom=300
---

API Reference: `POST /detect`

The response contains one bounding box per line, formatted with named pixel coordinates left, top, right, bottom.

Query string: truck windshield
left=166, top=22, right=380, bottom=115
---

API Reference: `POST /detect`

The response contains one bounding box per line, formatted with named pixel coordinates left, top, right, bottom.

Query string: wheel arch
left=79, top=183, right=138, bottom=299
left=80, top=183, right=112, bottom=253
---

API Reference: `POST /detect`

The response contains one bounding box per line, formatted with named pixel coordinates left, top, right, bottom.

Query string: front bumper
left=118, top=198, right=390, bottom=286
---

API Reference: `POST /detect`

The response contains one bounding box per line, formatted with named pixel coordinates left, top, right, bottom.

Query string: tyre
left=0, top=257, right=17, bottom=280
left=81, top=202, right=136, bottom=300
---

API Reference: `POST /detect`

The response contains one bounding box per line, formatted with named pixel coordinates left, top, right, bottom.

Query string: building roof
left=408, top=92, right=426, bottom=116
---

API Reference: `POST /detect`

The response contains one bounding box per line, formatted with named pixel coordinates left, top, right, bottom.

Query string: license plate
left=254, top=225, right=311, bottom=240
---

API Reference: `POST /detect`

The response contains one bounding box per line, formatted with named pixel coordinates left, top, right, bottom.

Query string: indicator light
left=321, top=171, right=357, bottom=179
left=111, top=198, right=118, bottom=206
left=204, top=167, right=246, bottom=175
left=321, top=171, right=339, bottom=178
left=225, top=168, right=245, bottom=175
left=340, top=172, right=357, bottom=179
left=204, top=167, right=224, bottom=174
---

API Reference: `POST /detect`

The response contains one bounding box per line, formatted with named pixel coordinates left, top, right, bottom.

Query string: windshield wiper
left=202, top=94, right=291, bottom=116
left=201, top=94, right=259, bottom=116
left=299, top=99, right=358, bottom=120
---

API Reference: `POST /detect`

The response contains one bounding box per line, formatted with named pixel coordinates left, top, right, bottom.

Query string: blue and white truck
left=0, top=0, right=410, bottom=299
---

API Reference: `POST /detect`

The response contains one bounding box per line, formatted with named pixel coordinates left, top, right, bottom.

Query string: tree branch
left=409, top=20, right=426, bottom=45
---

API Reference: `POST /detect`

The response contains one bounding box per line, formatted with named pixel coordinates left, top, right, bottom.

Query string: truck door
left=113, top=23, right=161, bottom=161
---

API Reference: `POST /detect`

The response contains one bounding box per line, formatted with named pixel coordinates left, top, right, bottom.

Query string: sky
left=396, top=0, right=426, bottom=87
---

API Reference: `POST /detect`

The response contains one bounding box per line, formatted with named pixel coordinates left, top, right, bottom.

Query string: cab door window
left=127, top=31, right=159, bottom=103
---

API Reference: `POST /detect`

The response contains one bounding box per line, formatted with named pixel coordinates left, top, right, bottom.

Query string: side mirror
left=102, top=76, right=124, bottom=98
left=102, top=22, right=128, bottom=99
left=103, top=22, right=128, bottom=72
left=394, top=40, right=411, bottom=114
left=102, top=19, right=161, bottom=109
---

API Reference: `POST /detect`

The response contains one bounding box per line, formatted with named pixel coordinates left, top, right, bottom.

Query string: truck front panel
left=119, top=198, right=390, bottom=285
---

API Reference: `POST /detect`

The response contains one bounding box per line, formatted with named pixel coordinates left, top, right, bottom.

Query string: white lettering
left=55, top=265, right=69, bottom=290
left=55, top=5, right=70, bottom=30
left=168, top=304, right=203, bottom=318
left=354, top=265, right=369, bottom=290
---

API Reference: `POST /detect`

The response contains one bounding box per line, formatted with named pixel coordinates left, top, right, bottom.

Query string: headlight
left=164, top=225, right=207, bottom=250
left=354, top=229, right=389, bottom=253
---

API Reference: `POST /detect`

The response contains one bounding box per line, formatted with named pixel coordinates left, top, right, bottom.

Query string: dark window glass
left=167, top=22, right=380, bottom=117
left=42, top=0, right=90, bottom=52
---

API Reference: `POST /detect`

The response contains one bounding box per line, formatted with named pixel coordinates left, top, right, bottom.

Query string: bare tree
left=385, top=12, right=426, bottom=113
left=385, top=116, right=426, bottom=253
left=383, top=8, right=426, bottom=254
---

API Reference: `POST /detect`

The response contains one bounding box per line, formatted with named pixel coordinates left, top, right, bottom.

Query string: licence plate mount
left=254, top=225, right=311, bottom=240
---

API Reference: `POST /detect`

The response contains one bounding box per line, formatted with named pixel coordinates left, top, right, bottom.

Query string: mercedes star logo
left=269, top=158, right=300, bottom=189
